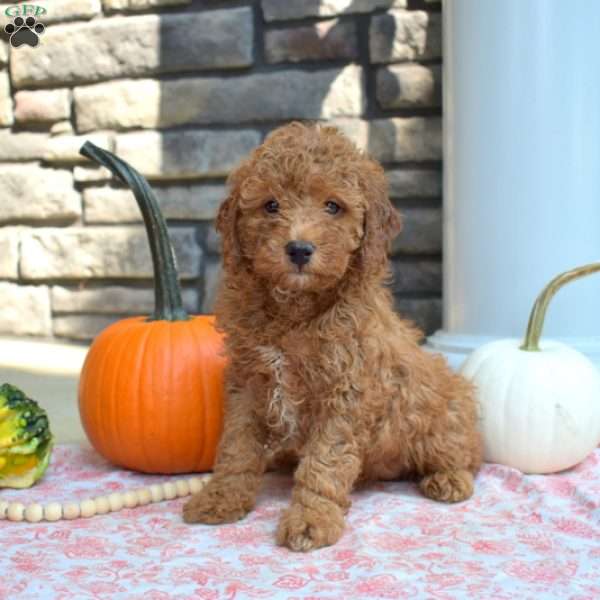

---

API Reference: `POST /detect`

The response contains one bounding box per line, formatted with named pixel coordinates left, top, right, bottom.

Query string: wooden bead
left=189, top=477, right=207, bottom=494
left=175, top=479, right=190, bottom=497
left=7, top=502, right=25, bottom=522
left=94, top=496, right=110, bottom=515
left=24, top=503, right=44, bottom=523
left=1, top=476, right=210, bottom=523
left=80, top=499, right=97, bottom=518
left=44, top=502, right=62, bottom=522
left=123, top=491, right=138, bottom=508
left=162, top=482, right=177, bottom=500
left=63, top=503, right=81, bottom=520
left=108, top=492, right=124, bottom=512
left=136, top=488, right=152, bottom=506
left=149, top=484, right=164, bottom=503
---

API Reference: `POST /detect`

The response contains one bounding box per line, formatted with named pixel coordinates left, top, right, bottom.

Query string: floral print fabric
left=1, top=444, right=599, bottom=599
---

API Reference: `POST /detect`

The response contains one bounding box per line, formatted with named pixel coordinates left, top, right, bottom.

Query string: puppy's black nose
left=286, top=240, right=315, bottom=267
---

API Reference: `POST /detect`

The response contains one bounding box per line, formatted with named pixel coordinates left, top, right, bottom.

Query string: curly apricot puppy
left=183, top=122, right=482, bottom=551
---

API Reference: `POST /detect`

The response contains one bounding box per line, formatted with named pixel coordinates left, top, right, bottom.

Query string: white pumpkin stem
left=521, top=262, right=600, bottom=351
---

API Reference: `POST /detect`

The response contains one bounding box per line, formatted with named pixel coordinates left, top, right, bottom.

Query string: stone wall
left=0, top=0, right=442, bottom=341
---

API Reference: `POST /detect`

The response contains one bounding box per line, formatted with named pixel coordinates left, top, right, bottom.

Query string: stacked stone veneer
left=0, top=0, right=442, bottom=341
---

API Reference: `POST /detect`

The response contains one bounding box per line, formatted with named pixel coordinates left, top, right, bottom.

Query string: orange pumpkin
left=77, top=143, right=226, bottom=474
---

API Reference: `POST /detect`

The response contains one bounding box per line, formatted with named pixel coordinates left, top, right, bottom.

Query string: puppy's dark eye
left=325, top=200, right=342, bottom=215
left=264, top=199, right=279, bottom=214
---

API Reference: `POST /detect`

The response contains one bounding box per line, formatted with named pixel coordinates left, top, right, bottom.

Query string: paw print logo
left=4, top=16, right=45, bottom=48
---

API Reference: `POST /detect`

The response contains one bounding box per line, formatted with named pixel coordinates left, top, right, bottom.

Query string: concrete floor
left=0, top=337, right=90, bottom=445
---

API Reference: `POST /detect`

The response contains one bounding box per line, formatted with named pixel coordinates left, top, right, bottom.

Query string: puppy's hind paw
left=419, top=469, right=474, bottom=503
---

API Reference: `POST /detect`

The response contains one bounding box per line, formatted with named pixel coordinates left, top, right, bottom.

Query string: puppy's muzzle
left=286, top=240, right=315, bottom=268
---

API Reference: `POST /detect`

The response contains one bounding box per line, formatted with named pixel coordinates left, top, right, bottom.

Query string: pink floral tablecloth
left=1, top=444, right=599, bottom=600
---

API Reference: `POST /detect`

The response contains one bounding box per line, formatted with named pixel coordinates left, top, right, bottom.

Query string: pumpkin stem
left=80, top=142, right=188, bottom=322
left=520, top=262, right=600, bottom=351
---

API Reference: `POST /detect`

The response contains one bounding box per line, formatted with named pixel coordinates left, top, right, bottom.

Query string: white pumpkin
left=460, top=262, right=600, bottom=474
left=461, top=339, right=600, bottom=473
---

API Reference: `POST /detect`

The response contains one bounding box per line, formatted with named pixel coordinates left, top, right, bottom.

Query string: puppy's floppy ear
left=216, top=155, right=258, bottom=272
left=357, top=159, right=402, bottom=276
left=215, top=191, right=241, bottom=271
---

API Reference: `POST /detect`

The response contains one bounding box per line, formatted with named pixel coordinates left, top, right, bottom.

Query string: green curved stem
left=520, top=262, right=600, bottom=351
left=80, top=142, right=188, bottom=322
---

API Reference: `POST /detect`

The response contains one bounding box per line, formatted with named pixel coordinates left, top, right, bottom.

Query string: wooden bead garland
left=0, top=475, right=209, bottom=523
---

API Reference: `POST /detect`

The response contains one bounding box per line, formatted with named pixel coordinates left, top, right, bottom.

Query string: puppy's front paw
left=182, top=476, right=256, bottom=524
left=276, top=501, right=345, bottom=552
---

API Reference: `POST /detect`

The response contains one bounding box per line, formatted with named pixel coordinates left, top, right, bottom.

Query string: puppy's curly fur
left=183, top=122, right=482, bottom=551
